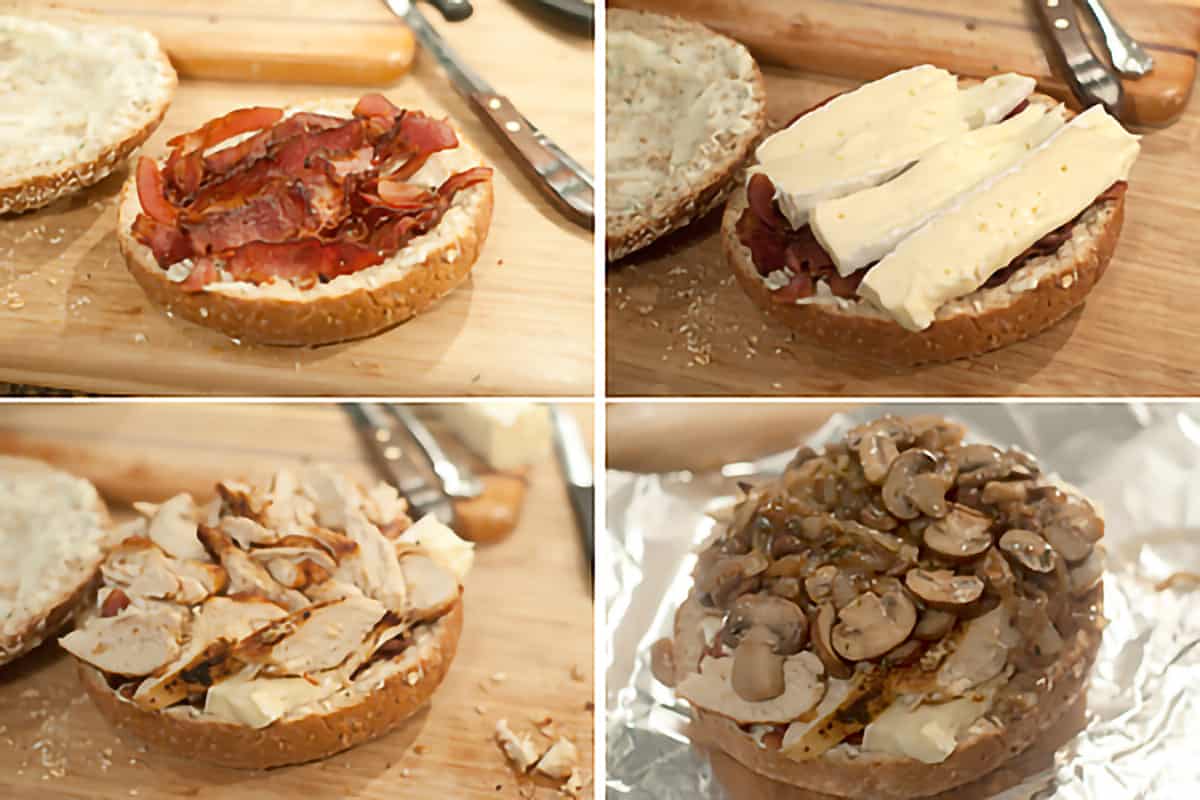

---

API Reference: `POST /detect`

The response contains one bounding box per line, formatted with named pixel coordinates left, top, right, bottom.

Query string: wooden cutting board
left=611, top=0, right=1200, bottom=127
left=607, top=12, right=1200, bottom=397
left=0, top=1, right=593, bottom=396
left=0, top=403, right=595, bottom=800
left=25, top=0, right=416, bottom=85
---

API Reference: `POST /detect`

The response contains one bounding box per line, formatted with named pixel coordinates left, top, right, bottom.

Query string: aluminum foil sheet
left=606, top=404, right=1200, bottom=799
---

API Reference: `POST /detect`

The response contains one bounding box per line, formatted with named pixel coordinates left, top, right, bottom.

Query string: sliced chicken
left=364, top=482, right=407, bottom=530
left=237, top=594, right=387, bottom=676
left=304, top=579, right=366, bottom=604
left=219, top=515, right=281, bottom=549
left=216, top=479, right=266, bottom=521
left=102, top=538, right=227, bottom=605
left=198, top=526, right=308, bottom=611
left=400, top=555, right=460, bottom=623
left=300, top=464, right=358, bottom=531
left=250, top=545, right=336, bottom=590
left=132, top=595, right=288, bottom=710
left=338, top=511, right=408, bottom=612
left=60, top=610, right=183, bottom=677
left=145, top=493, right=208, bottom=562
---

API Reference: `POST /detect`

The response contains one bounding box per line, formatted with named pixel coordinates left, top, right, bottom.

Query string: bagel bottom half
left=77, top=599, right=463, bottom=770
left=678, top=589, right=1103, bottom=800
left=116, top=99, right=494, bottom=347
left=722, top=184, right=1125, bottom=366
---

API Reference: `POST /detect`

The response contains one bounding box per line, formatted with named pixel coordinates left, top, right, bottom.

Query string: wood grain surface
left=610, top=0, right=1200, bottom=126
left=607, top=54, right=1200, bottom=397
left=0, top=1, right=594, bottom=396
left=19, top=0, right=417, bottom=85
left=0, top=402, right=595, bottom=799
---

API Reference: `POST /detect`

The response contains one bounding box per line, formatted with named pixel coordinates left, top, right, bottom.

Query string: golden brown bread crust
left=77, top=599, right=463, bottom=769
left=681, top=588, right=1104, bottom=800
left=0, top=36, right=175, bottom=216
left=723, top=191, right=1123, bottom=366
left=721, top=87, right=1128, bottom=365
left=606, top=9, right=768, bottom=261
left=0, top=457, right=111, bottom=667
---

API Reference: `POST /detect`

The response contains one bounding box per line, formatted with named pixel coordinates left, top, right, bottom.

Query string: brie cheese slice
left=857, top=105, right=1140, bottom=331
left=861, top=692, right=993, bottom=764
left=959, top=73, right=1039, bottom=128
left=812, top=103, right=1067, bottom=275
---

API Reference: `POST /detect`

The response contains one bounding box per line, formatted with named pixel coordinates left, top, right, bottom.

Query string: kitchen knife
left=1032, top=0, right=1126, bottom=118
left=385, top=404, right=483, bottom=499
left=550, top=405, right=595, bottom=583
left=385, top=0, right=594, bottom=229
left=343, top=403, right=456, bottom=525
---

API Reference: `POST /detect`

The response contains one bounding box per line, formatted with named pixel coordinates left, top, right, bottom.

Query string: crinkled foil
left=606, top=404, right=1200, bottom=799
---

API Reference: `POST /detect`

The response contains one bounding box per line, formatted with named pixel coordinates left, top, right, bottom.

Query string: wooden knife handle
left=466, top=90, right=594, bottom=229
left=1032, top=0, right=1126, bottom=116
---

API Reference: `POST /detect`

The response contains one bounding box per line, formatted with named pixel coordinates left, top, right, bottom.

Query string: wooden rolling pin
left=0, top=405, right=525, bottom=543
left=611, top=0, right=1200, bottom=126
left=29, top=3, right=417, bottom=85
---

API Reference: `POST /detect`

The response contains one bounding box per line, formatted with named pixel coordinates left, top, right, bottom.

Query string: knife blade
left=343, top=403, right=456, bottom=525
left=549, top=405, right=594, bottom=583
left=385, top=0, right=594, bottom=229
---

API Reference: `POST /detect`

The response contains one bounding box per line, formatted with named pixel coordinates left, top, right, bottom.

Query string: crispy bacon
left=133, top=95, right=490, bottom=293
left=132, top=214, right=192, bottom=266
left=136, top=157, right=178, bottom=226
left=167, top=106, right=284, bottom=154
left=353, top=93, right=402, bottom=122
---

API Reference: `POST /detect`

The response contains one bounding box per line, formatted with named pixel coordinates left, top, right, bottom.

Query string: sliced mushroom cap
left=981, top=481, right=1029, bottom=505
left=924, top=505, right=994, bottom=560
left=695, top=551, right=768, bottom=607
left=882, top=449, right=939, bottom=520
left=908, top=416, right=967, bottom=451
left=1040, top=498, right=1104, bottom=563
left=832, top=589, right=917, bottom=661
left=1069, top=547, right=1105, bottom=596
left=676, top=651, right=827, bottom=724
left=856, top=433, right=900, bottom=485
left=726, top=594, right=809, bottom=652
left=805, top=566, right=837, bottom=604
left=905, top=569, right=984, bottom=609
left=913, top=609, right=957, bottom=641
left=811, top=602, right=853, bottom=679
left=998, top=529, right=1056, bottom=573
left=731, top=627, right=787, bottom=701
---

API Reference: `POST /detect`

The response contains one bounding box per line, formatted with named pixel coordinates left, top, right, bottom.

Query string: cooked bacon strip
left=354, top=93, right=402, bottom=123
left=136, top=157, right=178, bottom=226
left=180, top=167, right=492, bottom=292
left=132, top=215, right=192, bottom=266
left=184, top=182, right=314, bottom=255
left=167, top=106, right=284, bottom=155
left=133, top=96, right=491, bottom=292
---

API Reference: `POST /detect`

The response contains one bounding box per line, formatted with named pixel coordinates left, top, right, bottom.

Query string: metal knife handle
left=1033, top=0, right=1125, bottom=117
left=467, top=91, right=595, bottom=230
left=386, top=405, right=483, bottom=499
left=1081, top=0, right=1155, bottom=78
left=344, top=403, right=455, bottom=524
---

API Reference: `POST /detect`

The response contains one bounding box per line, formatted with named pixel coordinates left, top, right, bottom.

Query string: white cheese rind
left=755, top=65, right=966, bottom=228
left=812, top=104, right=1067, bottom=275
left=858, top=105, right=1140, bottom=331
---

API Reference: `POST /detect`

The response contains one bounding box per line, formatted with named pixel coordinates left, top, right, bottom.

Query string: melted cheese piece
left=812, top=104, right=1067, bottom=275
left=204, top=670, right=335, bottom=729
left=861, top=692, right=993, bottom=764
left=858, top=105, right=1140, bottom=330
